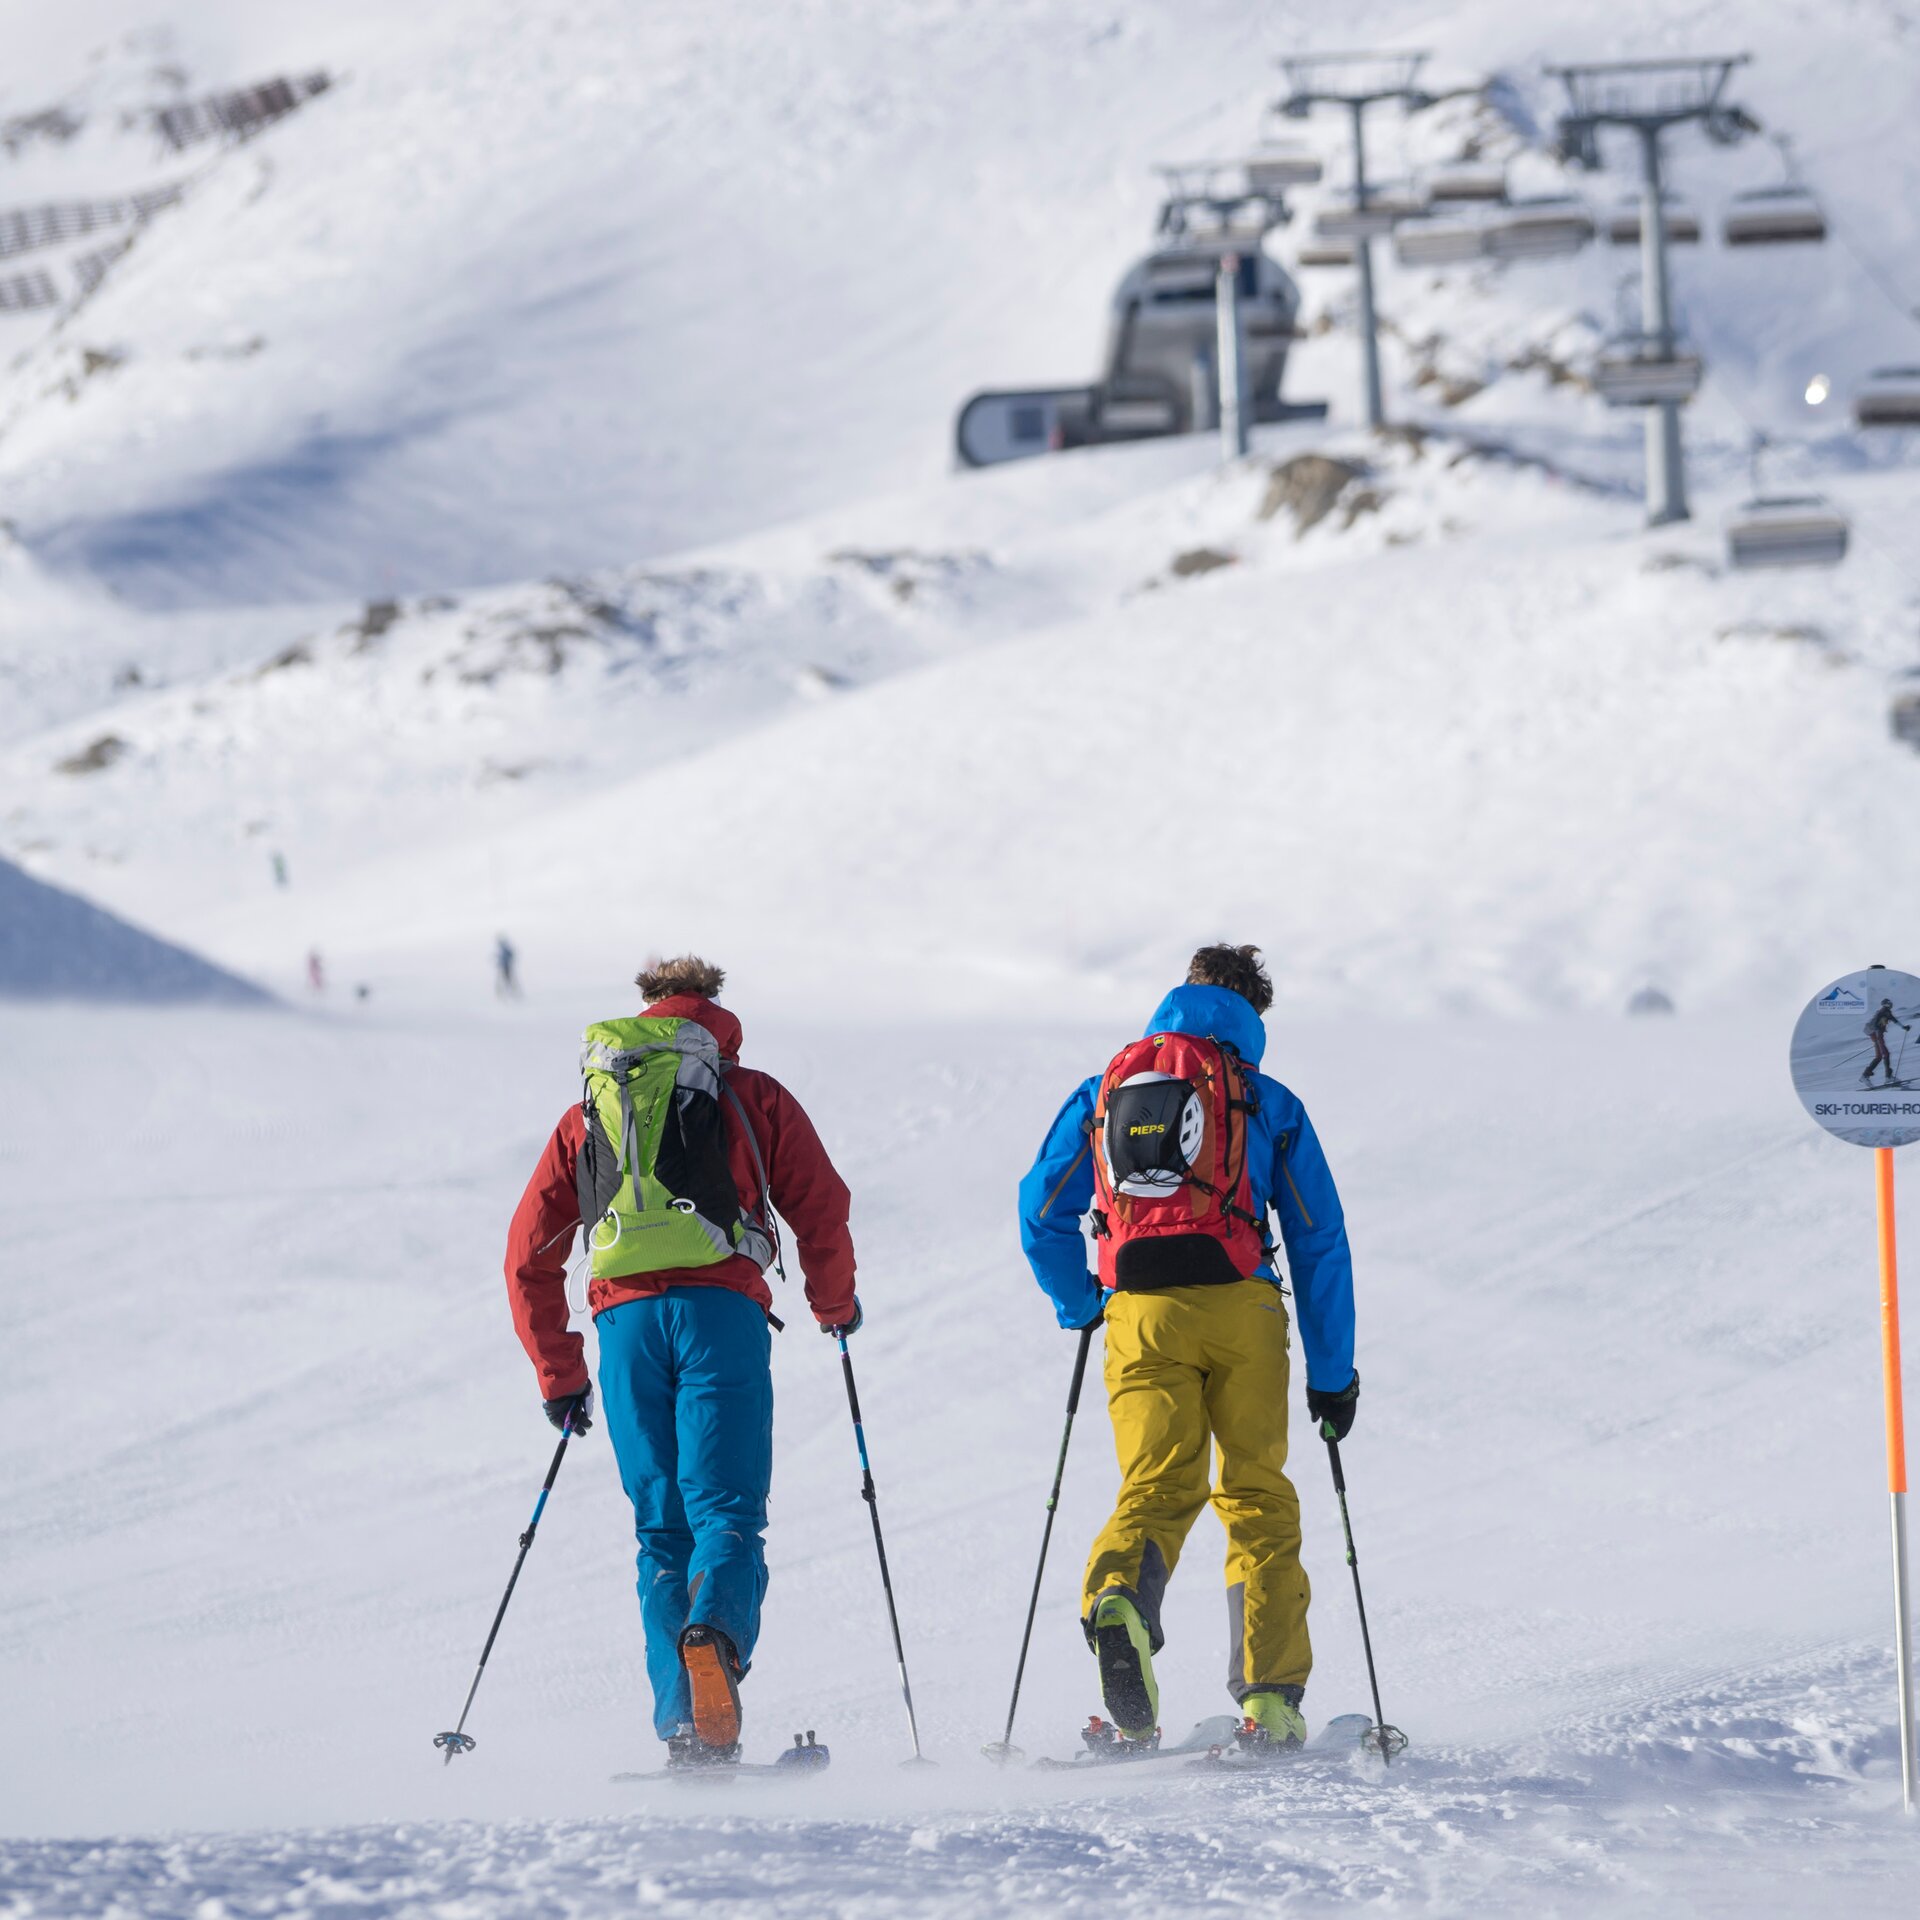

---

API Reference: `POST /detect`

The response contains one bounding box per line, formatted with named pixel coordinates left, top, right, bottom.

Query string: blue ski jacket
left=1017, top=984, right=1356, bottom=1392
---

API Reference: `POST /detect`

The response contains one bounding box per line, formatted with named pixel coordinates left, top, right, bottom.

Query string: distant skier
left=1017, top=943, right=1357, bottom=1753
left=271, top=851, right=288, bottom=888
left=1863, top=998, right=1911, bottom=1085
left=306, top=949, right=325, bottom=993
left=494, top=934, right=520, bottom=999
left=503, top=954, right=860, bottom=1768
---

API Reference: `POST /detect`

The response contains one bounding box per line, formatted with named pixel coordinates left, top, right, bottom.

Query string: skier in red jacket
left=505, top=955, right=860, bottom=1765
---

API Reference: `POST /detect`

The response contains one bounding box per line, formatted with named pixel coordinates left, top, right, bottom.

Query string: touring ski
left=1033, top=1711, right=1398, bottom=1771
left=612, top=1731, right=831, bottom=1784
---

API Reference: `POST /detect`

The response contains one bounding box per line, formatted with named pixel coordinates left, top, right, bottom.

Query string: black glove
left=1306, top=1371, right=1359, bottom=1443
left=544, top=1385, right=594, bottom=1434
left=822, top=1295, right=863, bottom=1339
left=1070, top=1298, right=1107, bottom=1333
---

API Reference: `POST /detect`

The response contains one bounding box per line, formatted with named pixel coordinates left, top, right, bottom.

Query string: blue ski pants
left=595, top=1287, right=773, bottom=1738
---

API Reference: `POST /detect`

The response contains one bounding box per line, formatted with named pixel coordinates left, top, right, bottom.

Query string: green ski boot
left=1090, top=1592, right=1159, bottom=1739
left=1240, top=1687, right=1307, bottom=1753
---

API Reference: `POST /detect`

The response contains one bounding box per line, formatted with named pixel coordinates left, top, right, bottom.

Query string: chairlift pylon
left=1854, top=367, right=1920, bottom=429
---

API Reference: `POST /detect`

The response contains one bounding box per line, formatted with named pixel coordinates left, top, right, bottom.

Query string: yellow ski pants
left=1083, top=1278, right=1311, bottom=1699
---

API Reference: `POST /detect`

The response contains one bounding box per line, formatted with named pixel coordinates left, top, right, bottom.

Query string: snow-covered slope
left=4, top=997, right=1917, bottom=1917
left=6, top=2, right=1920, bottom=1915
left=0, top=852, right=266, bottom=1000
left=9, top=419, right=1920, bottom=1017
left=1, top=0, right=1916, bottom=608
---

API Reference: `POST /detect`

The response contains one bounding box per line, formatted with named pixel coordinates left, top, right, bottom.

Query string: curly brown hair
left=1185, top=942, right=1273, bottom=1014
left=635, top=953, right=727, bottom=1003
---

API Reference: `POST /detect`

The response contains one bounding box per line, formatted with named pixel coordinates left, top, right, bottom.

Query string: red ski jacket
left=504, top=994, right=858, bottom=1398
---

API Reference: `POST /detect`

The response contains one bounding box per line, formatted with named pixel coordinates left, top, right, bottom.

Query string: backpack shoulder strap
left=719, top=1066, right=787, bottom=1283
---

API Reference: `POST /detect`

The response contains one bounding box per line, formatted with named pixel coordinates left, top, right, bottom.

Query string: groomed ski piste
left=5, top=2, right=1920, bottom=1916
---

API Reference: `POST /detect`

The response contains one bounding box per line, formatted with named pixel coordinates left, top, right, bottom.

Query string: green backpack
left=574, top=1015, right=777, bottom=1283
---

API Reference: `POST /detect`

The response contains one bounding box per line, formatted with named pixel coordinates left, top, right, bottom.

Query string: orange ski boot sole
left=680, top=1628, right=742, bottom=1752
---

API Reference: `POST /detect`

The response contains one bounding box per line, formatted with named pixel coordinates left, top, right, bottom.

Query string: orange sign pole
left=1875, top=1147, right=1916, bottom=1812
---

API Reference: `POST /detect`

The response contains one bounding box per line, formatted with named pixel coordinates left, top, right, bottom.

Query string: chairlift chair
left=1393, top=213, right=1487, bottom=266
left=1724, top=495, right=1849, bottom=570
left=1314, top=198, right=1400, bottom=241
left=1721, top=185, right=1828, bottom=246
left=1854, top=367, right=1920, bottom=428
left=1605, top=197, right=1701, bottom=246
left=1484, top=197, right=1595, bottom=261
left=1368, top=179, right=1430, bottom=220
left=1423, top=162, right=1506, bottom=204
left=1242, top=144, right=1324, bottom=192
left=1297, top=239, right=1356, bottom=267
left=1591, top=335, right=1703, bottom=406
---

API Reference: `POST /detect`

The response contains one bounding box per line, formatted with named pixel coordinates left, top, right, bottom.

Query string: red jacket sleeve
left=504, top=1109, right=591, bottom=1400
left=755, top=1076, right=857, bottom=1326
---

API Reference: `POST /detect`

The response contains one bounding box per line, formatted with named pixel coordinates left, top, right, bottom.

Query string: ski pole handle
left=1322, top=1422, right=1347, bottom=1493
left=1065, top=1321, right=1093, bottom=1416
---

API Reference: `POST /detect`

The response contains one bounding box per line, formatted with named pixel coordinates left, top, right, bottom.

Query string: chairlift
left=1242, top=144, right=1323, bottom=192
left=954, top=209, right=1326, bottom=467
left=1723, top=135, right=1828, bottom=246
left=1854, top=367, right=1920, bottom=428
left=1297, top=239, right=1356, bottom=268
left=1314, top=198, right=1400, bottom=241
left=955, top=387, right=1098, bottom=467
left=1393, top=213, right=1487, bottom=266
left=1155, top=163, right=1289, bottom=244
left=1721, top=186, right=1827, bottom=246
left=1484, top=196, right=1595, bottom=261
left=1605, top=197, right=1701, bottom=246
left=1370, top=180, right=1430, bottom=220
left=1591, top=335, right=1703, bottom=406
left=1423, top=162, right=1506, bottom=204
left=1725, top=494, right=1849, bottom=570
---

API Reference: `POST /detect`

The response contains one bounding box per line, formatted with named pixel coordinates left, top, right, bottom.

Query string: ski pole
left=434, top=1410, right=578, bottom=1763
left=838, top=1333, right=933, bottom=1765
left=1320, top=1427, right=1407, bottom=1762
left=984, top=1324, right=1096, bottom=1762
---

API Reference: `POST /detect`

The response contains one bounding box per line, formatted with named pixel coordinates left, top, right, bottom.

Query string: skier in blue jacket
left=1017, top=943, right=1356, bottom=1748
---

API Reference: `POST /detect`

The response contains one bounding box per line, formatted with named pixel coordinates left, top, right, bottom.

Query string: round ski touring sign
left=1790, top=967, right=1920, bottom=1148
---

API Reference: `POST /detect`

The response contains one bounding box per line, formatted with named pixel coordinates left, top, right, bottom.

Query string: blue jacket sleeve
left=1264, top=1088, right=1355, bottom=1393
left=1017, top=1078, right=1103, bottom=1330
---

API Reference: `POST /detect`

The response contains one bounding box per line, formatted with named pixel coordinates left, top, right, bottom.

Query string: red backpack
left=1089, top=1030, right=1267, bottom=1290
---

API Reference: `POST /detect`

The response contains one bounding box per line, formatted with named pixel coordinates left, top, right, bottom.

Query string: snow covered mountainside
left=5, top=1, right=1920, bottom=1916
left=0, top=851, right=265, bottom=999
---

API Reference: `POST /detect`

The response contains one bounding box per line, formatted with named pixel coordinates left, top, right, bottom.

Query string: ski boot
left=1090, top=1591, right=1159, bottom=1740
left=679, top=1623, right=744, bottom=1754
left=1235, top=1687, right=1307, bottom=1758
left=665, top=1728, right=739, bottom=1771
